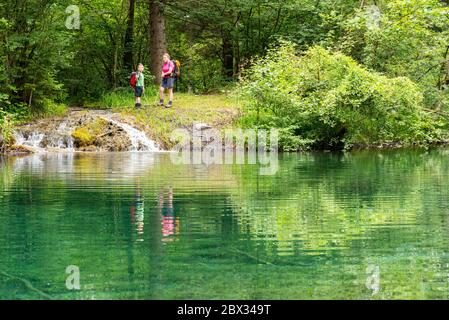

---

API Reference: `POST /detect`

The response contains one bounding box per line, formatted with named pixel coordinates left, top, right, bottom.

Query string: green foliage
left=0, top=0, right=74, bottom=112
left=32, top=100, right=67, bottom=118
left=339, top=0, right=449, bottom=109
left=0, top=111, right=15, bottom=150
left=169, top=36, right=230, bottom=93
left=63, top=0, right=145, bottom=103
left=97, top=90, right=137, bottom=110
left=240, top=42, right=440, bottom=150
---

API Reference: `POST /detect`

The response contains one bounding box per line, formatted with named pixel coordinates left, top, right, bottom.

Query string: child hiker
left=159, top=53, right=175, bottom=108
left=134, top=63, right=145, bottom=109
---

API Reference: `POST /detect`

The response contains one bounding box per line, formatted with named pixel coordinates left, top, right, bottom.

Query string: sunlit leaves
left=240, top=41, right=439, bottom=150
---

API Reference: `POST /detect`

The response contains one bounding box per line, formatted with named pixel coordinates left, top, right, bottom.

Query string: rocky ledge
left=5, top=109, right=159, bottom=153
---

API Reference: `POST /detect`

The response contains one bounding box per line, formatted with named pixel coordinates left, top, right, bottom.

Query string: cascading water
left=101, top=117, right=159, bottom=152
left=13, top=121, right=75, bottom=152
left=12, top=112, right=160, bottom=152
left=47, top=122, right=75, bottom=150
left=13, top=132, right=45, bottom=149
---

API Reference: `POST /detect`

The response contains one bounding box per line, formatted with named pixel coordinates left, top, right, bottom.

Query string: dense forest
left=1, top=0, right=449, bottom=150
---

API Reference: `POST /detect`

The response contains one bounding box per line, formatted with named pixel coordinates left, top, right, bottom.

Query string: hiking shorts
left=161, top=77, right=175, bottom=89
left=134, top=86, right=143, bottom=97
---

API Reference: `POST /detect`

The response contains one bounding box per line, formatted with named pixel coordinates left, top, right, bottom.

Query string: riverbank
left=112, top=92, right=243, bottom=149
left=0, top=93, right=243, bottom=154
left=2, top=91, right=449, bottom=155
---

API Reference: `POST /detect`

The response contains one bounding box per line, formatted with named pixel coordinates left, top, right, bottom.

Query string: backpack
left=130, top=72, right=138, bottom=88
left=171, top=60, right=181, bottom=79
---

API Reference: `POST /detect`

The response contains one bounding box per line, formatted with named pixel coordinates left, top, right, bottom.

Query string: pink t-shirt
left=162, top=61, right=174, bottom=76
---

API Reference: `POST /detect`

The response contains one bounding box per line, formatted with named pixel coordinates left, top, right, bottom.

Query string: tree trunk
left=123, top=0, right=136, bottom=71
left=222, top=32, right=234, bottom=80
left=235, top=37, right=240, bottom=77
left=149, top=0, right=167, bottom=84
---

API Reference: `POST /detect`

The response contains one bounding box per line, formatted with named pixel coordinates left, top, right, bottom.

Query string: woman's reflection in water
left=130, top=181, right=145, bottom=242
left=158, top=186, right=179, bottom=242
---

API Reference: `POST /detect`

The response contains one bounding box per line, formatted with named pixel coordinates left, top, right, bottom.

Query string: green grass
left=127, top=92, right=243, bottom=149
left=85, top=88, right=244, bottom=149
left=84, top=87, right=158, bottom=109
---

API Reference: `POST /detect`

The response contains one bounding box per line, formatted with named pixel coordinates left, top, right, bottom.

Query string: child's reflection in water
left=158, top=186, right=179, bottom=242
left=130, top=182, right=145, bottom=242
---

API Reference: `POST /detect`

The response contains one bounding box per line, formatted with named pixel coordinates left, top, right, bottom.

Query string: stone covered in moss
left=71, top=118, right=108, bottom=148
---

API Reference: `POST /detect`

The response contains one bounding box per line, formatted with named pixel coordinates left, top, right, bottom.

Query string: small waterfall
left=13, top=121, right=74, bottom=152
left=102, top=117, right=159, bottom=152
left=12, top=112, right=160, bottom=153
left=47, top=122, right=75, bottom=150
left=14, top=132, right=45, bottom=149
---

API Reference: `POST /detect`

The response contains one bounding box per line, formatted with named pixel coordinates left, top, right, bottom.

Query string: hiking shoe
left=165, top=103, right=172, bottom=109
left=158, top=100, right=164, bottom=106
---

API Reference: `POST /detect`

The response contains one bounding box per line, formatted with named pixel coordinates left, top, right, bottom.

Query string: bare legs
left=134, top=87, right=142, bottom=108
left=159, top=86, right=164, bottom=101
left=159, top=87, right=174, bottom=107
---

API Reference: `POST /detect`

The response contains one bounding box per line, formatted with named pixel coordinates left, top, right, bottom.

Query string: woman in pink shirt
left=159, top=53, right=175, bottom=108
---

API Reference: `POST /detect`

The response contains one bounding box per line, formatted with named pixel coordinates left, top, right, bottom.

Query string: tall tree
left=123, top=0, right=136, bottom=71
left=221, top=31, right=234, bottom=79
left=149, top=0, right=167, bottom=84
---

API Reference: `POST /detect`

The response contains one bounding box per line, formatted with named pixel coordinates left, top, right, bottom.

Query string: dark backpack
left=130, top=72, right=138, bottom=88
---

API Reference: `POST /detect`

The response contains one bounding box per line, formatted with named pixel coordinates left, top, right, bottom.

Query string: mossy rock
left=71, top=118, right=108, bottom=147
left=72, top=127, right=94, bottom=147
left=89, top=118, right=109, bottom=134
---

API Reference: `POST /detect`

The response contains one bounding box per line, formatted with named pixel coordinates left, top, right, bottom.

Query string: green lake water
left=2, top=149, right=449, bottom=299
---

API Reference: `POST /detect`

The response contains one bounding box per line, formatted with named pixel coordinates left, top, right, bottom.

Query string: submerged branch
left=0, top=270, right=54, bottom=300
left=230, top=248, right=276, bottom=266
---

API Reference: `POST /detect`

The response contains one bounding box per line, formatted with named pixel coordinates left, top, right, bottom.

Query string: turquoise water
left=2, top=149, right=449, bottom=299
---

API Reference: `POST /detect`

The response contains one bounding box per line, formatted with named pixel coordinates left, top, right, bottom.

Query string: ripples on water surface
left=2, top=149, right=449, bottom=299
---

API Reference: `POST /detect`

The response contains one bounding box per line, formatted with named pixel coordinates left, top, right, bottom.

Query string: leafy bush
left=338, top=0, right=449, bottom=110
left=32, top=100, right=67, bottom=118
left=0, top=110, right=15, bottom=151
left=239, top=41, right=440, bottom=151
